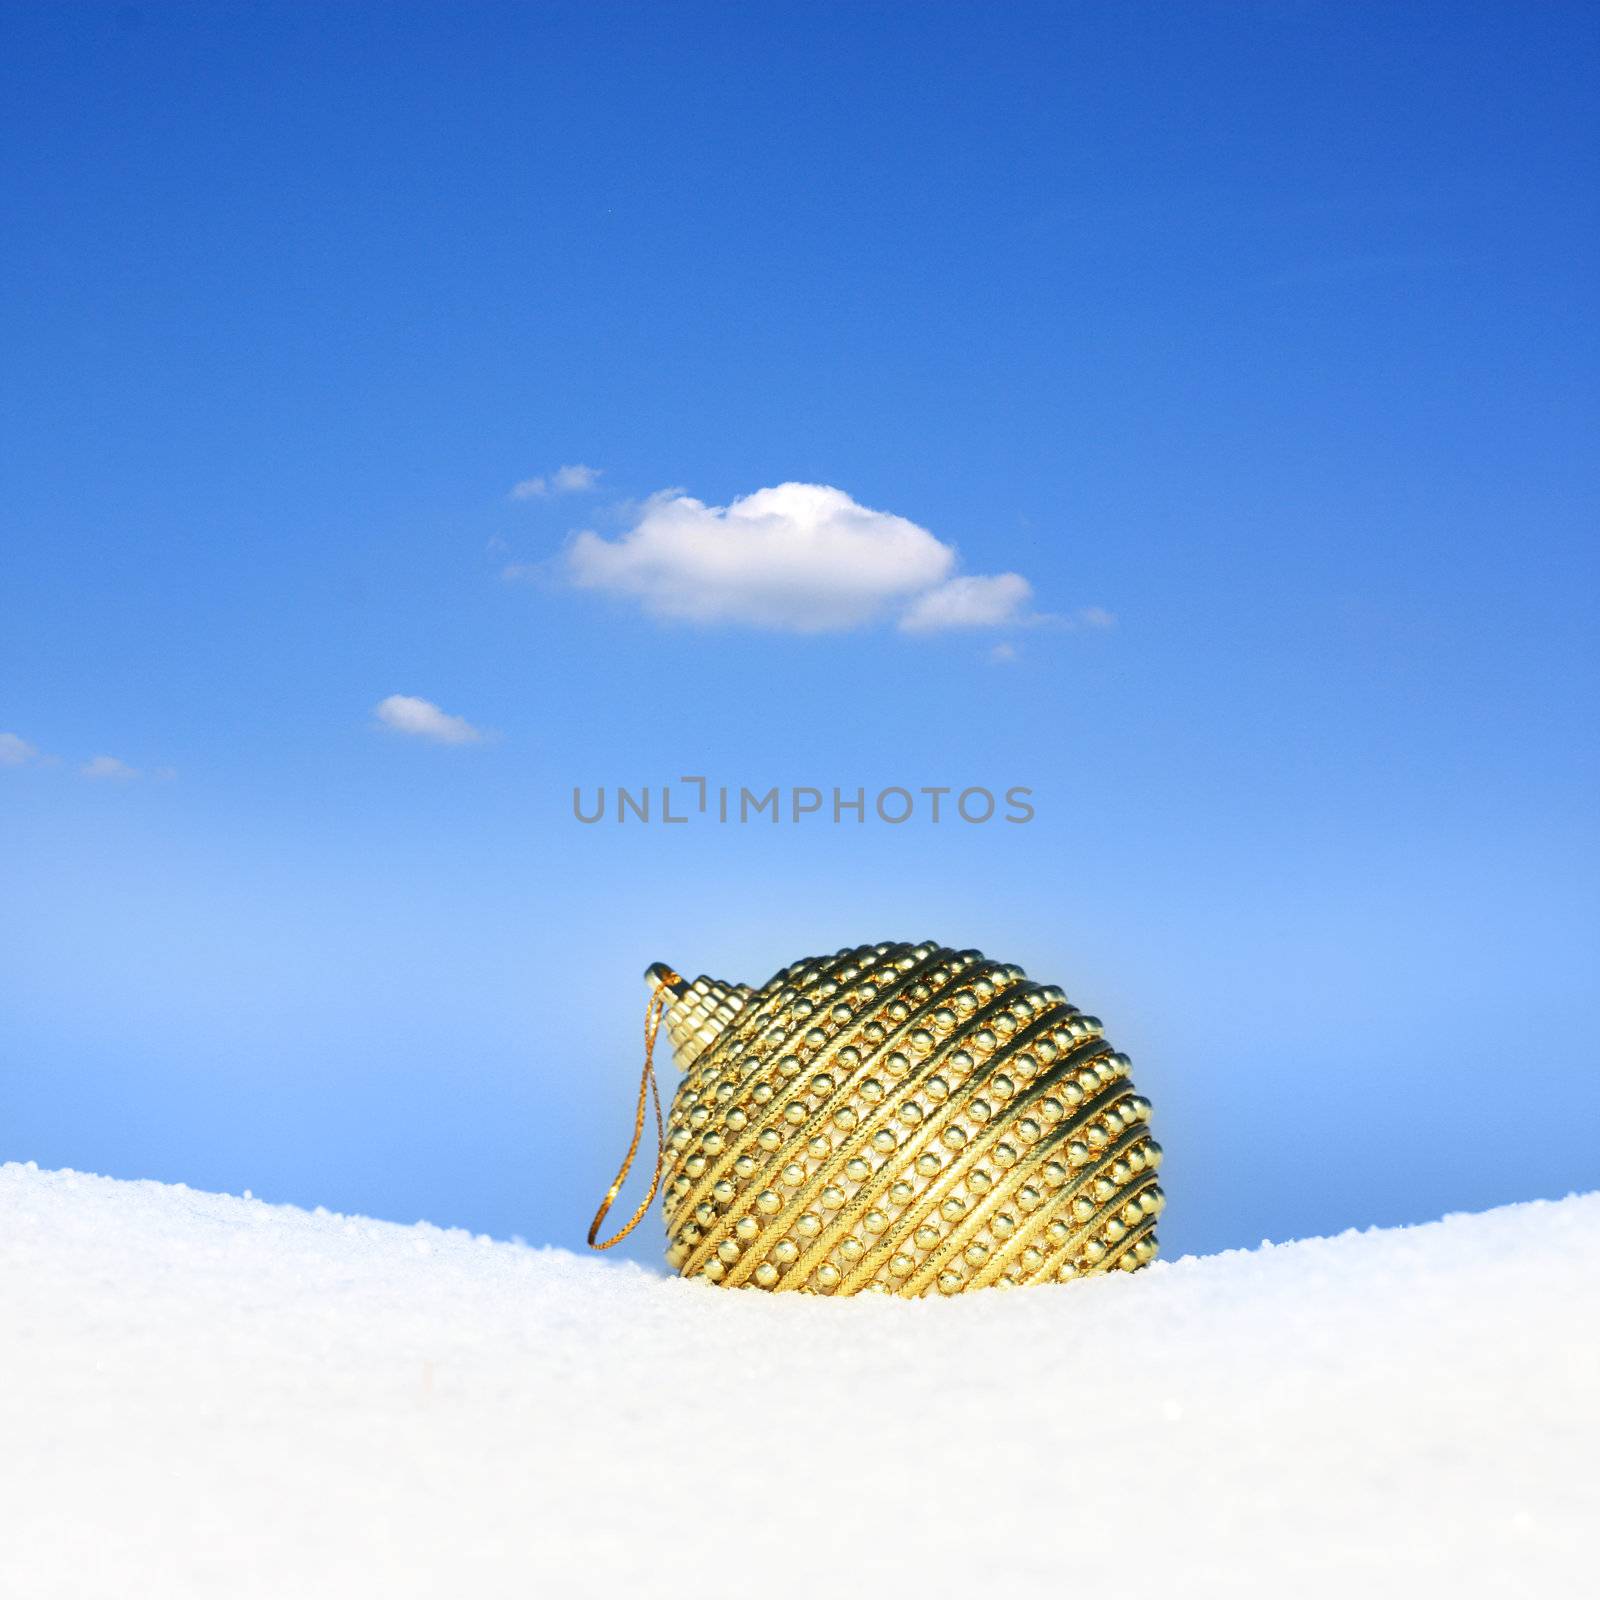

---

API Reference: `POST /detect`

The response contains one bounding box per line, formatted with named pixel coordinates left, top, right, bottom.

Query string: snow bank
left=1, top=1162, right=1596, bottom=1598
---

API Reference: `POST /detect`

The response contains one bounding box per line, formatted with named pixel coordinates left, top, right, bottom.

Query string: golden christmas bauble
left=592, top=940, right=1163, bottom=1296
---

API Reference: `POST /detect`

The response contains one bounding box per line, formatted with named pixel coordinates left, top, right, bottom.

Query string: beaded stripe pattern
left=655, top=940, right=1163, bottom=1295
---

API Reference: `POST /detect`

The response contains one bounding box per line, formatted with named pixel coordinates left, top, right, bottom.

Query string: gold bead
left=815, top=1263, right=841, bottom=1290
left=717, top=1239, right=741, bottom=1263
left=820, top=1185, right=846, bottom=1210
left=936, top=1269, right=964, bottom=1296
left=963, top=1242, right=989, bottom=1267
left=784, top=1101, right=808, bottom=1124
left=889, top=1181, right=914, bottom=1206
left=733, top=1155, right=756, bottom=1178
left=703, top=1259, right=726, bottom=1282
left=796, top=1211, right=822, bottom=1236
left=753, top=1263, right=779, bottom=1288
left=864, top=1209, right=889, bottom=1234
left=915, top=1152, right=942, bottom=1177
left=871, top=1129, right=898, bottom=1154
left=941, top=1196, right=966, bottom=1221
left=772, top=1239, right=799, bottom=1264
left=844, top=1157, right=870, bottom=1183
left=780, top=1163, right=805, bottom=1187
left=712, top=1179, right=735, bottom=1204
left=810, top=1073, right=835, bottom=1095
left=992, top=1212, right=1017, bottom=1239
left=757, top=1129, right=782, bottom=1152
left=755, top=1189, right=782, bottom=1215
left=735, top=1216, right=760, bottom=1242
left=889, top=1252, right=915, bottom=1277
left=840, top=1235, right=865, bottom=1262
left=914, top=1224, right=941, bottom=1250
left=940, top=1126, right=967, bottom=1150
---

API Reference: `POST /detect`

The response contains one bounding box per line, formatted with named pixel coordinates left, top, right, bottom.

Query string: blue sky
left=3, top=1, right=1596, bottom=1266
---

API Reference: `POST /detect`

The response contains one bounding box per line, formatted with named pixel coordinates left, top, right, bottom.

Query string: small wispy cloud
left=899, top=573, right=1033, bottom=634
left=510, top=464, right=602, bottom=500
left=0, top=732, right=42, bottom=768
left=566, top=482, right=1038, bottom=635
left=81, top=754, right=139, bottom=781
left=989, top=642, right=1020, bottom=665
left=374, top=694, right=485, bottom=746
left=1070, top=606, right=1116, bottom=630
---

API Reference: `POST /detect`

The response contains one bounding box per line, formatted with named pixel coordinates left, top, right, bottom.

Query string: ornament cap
left=643, top=961, right=688, bottom=998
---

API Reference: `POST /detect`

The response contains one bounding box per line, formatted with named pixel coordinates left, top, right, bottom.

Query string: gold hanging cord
left=586, top=970, right=679, bottom=1249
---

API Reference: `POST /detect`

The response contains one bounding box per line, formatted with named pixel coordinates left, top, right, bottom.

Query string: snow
left=2, top=1163, right=1596, bottom=1598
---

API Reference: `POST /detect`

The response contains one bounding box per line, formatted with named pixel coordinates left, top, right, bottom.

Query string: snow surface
left=2, top=1163, right=1596, bottom=1599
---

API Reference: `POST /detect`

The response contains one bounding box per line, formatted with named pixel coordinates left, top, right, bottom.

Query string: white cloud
left=565, top=481, right=1037, bottom=635
left=81, top=755, right=139, bottom=781
left=899, top=573, right=1033, bottom=634
left=510, top=464, right=601, bottom=500
left=989, top=642, right=1020, bottom=664
left=374, top=694, right=484, bottom=746
left=1, top=732, right=40, bottom=767
left=1072, top=605, right=1116, bottom=630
